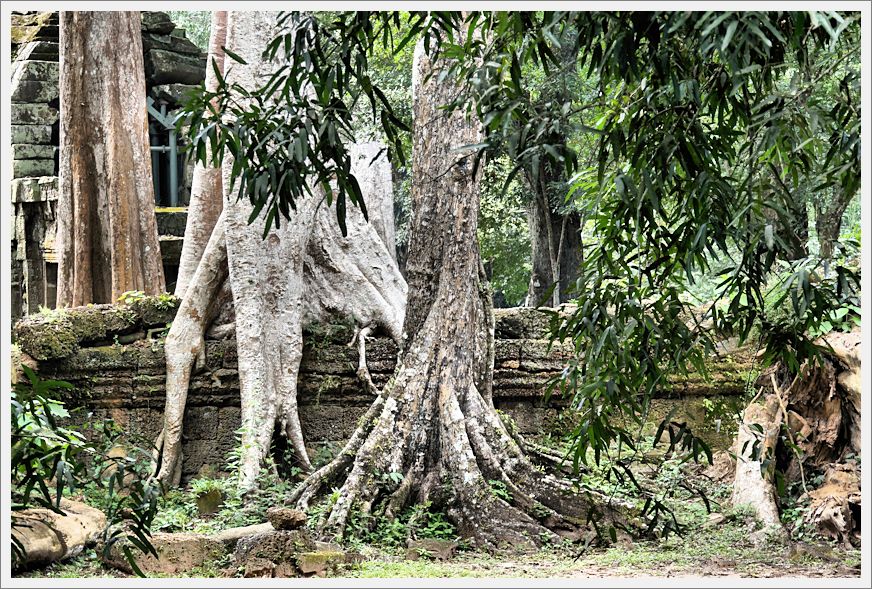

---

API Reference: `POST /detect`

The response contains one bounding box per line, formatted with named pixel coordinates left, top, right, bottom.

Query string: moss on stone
left=14, top=311, right=79, bottom=360
left=127, top=293, right=180, bottom=326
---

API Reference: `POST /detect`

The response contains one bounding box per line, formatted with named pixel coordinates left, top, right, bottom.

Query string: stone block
left=11, top=176, right=58, bottom=203
left=150, top=83, right=201, bottom=107
left=14, top=40, right=59, bottom=62
left=159, top=235, right=184, bottom=265
left=102, top=532, right=225, bottom=576
left=11, top=103, right=57, bottom=126
left=266, top=507, right=307, bottom=531
left=145, top=49, right=206, bottom=86
left=13, top=158, right=55, bottom=178
left=10, top=124, right=53, bottom=145
left=14, top=60, right=59, bottom=83
left=141, top=11, right=175, bottom=35
left=11, top=79, right=57, bottom=103
left=12, top=143, right=55, bottom=160
left=155, top=208, right=188, bottom=236
left=142, top=33, right=202, bottom=56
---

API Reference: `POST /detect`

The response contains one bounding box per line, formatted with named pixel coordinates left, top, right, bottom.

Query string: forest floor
left=16, top=434, right=862, bottom=580
left=19, top=505, right=861, bottom=580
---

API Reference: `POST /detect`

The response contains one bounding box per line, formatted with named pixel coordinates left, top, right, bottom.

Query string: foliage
left=11, top=367, right=160, bottom=575
left=166, top=11, right=212, bottom=52
left=175, top=9, right=861, bottom=540
left=478, top=155, right=532, bottom=306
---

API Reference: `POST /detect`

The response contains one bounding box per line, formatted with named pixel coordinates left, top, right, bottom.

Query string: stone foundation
left=14, top=302, right=754, bottom=480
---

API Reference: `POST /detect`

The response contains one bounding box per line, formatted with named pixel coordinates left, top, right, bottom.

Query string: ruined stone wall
left=9, top=11, right=204, bottom=319
left=14, top=302, right=755, bottom=480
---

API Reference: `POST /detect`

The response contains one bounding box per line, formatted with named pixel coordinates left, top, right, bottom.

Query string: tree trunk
left=56, top=11, right=165, bottom=306
left=175, top=10, right=227, bottom=298
left=155, top=12, right=406, bottom=488
left=525, top=176, right=582, bottom=307
left=290, top=38, right=626, bottom=551
left=815, top=187, right=855, bottom=267
left=732, top=393, right=785, bottom=532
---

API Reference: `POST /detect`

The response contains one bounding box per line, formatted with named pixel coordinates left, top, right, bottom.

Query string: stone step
left=10, top=103, right=57, bottom=126
left=10, top=124, right=52, bottom=146
left=12, top=144, right=55, bottom=161
left=155, top=207, right=188, bottom=236
left=159, top=234, right=184, bottom=265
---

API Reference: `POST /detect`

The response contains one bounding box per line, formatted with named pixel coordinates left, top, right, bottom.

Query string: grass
left=19, top=513, right=860, bottom=580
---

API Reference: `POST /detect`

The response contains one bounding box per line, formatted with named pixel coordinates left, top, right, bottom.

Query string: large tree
left=155, top=11, right=406, bottom=489
left=178, top=9, right=859, bottom=544
left=287, top=37, right=624, bottom=548
left=56, top=11, right=165, bottom=306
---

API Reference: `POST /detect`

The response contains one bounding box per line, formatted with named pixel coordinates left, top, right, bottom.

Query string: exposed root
left=154, top=215, right=229, bottom=487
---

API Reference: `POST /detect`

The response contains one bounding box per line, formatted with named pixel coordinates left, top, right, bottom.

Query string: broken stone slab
left=11, top=176, right=58, bottom=203
left=233, top=529, right=316, bottom=577
left=405, top=538, right=458, bottom=561
left=296, top=550, right=362, bottom=577
left=13, top=158, right=55, bottom=178
left=12, top=143, right=55, bottom=160
left=703, top=512, right=727, bottom=528
left=10, top=124, right=53, bottom=145
left=145, top=49, right=206, bottom=86
left=142, top=33, right=202, bottom=56
left=11, top=499, right=107, bottom=572
left=102, top=532, right=225, bottom=576
left=141, top=11, right=176, bottom=35
left=266, top=507, right=307, bottom=530
left=196, top=488, right=225, bottom=516
left=14, top=296, right=180, bottom=360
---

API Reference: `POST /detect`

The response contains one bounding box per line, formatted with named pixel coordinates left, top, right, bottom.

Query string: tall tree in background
left=56, top=11, right=165, bottom=306
left=523, top=41, right=583, bottom=308
left=175, top=10, right=227, bottom=297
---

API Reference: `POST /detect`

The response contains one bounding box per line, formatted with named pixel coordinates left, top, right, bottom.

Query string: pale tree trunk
left=155, top=12, right=406, bottom=488
left=732, top=393, right=785, bottom=532
left=289, top=38, right=626, bottom=550
left=175, top=10, right=228, bottom=298
left=56, top=11, right=165, bottom=306
left=155, top=213, right=228, bottom=486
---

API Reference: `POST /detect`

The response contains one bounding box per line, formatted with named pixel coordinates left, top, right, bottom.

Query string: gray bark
left=288, top=37, right=627, bottom=550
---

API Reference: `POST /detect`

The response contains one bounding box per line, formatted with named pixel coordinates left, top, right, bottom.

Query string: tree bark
left=56, top=11, right=165, bottom=306
left=290, top=38, right=626, bottom=551
left=175, top=10, right=227, bottom=298
left=524, top=174, right=583, bottom=307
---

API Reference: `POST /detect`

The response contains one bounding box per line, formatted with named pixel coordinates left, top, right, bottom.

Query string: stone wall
left=9, top=11, right=204, bottom=319
left=14, top=301, right=755, bottom=480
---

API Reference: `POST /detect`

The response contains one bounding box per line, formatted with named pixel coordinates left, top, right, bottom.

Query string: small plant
left=117, top=290, right=147, bottom=305
left=488, top=479, right=512, bottom=502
